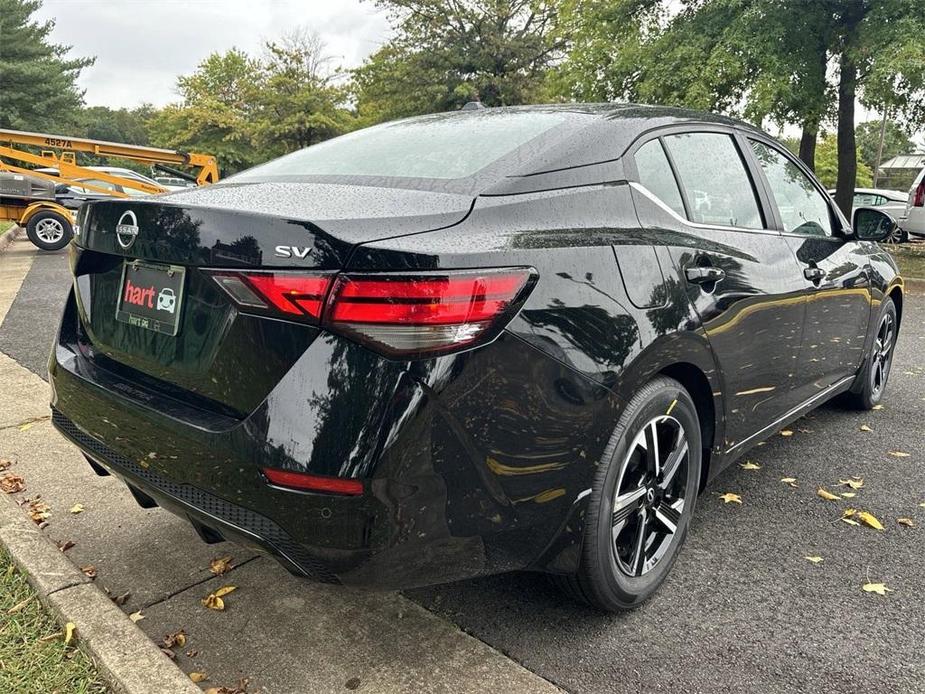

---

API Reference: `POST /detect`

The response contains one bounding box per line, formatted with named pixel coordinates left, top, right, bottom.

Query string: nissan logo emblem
left=115, top=210, right=139, bottom=250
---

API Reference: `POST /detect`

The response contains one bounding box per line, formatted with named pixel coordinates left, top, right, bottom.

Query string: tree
left=353, top=0, right=565, bottom=123
left=855, top=118, right=914, bottom=177
left=0, top=0, right=94, bottom=131
left=252, top=30, right=353, bottom=154
left=813, top=135, right=873, bottom=189
left=558, top=0, right=925, bottom=216
left=148, top=50, right=264, bottom=174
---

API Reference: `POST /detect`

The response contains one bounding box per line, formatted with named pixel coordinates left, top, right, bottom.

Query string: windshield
left=229, top=110, right=584, bottom=187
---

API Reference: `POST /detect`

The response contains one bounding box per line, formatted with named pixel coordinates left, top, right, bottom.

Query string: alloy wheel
left=35, top=218, right=65, bottom=244
left=870, top=311, right=896, bottom=399
left=611, top=415, right=690, bottom=577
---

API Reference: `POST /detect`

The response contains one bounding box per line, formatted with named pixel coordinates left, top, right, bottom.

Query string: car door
left=746, top=138, right=871, bottom=391
left=628, top=128, right=807, bottom=450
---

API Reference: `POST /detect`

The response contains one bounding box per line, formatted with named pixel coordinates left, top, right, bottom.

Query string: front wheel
left=26, top=210, right=73, bottom=251
left=843, top=297, right=898, bottom=410
left=555, top=376, right=701, bottom=611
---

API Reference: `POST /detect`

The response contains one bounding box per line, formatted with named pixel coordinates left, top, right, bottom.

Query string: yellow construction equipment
left=0, top=128, right=219, bottom=250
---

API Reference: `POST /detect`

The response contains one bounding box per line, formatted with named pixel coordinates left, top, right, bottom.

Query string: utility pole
left=873, top=108, right=888, bottom=188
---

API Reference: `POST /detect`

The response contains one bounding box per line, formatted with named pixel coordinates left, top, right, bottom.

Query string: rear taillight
left=208, top=268, right=536, bottom=358
left=913, top=181, right=925, bottom=207
left=262, top=467, right=363, bottom=496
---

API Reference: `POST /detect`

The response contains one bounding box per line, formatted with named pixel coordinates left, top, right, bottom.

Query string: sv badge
left=275, top=245, right=312, bottom=259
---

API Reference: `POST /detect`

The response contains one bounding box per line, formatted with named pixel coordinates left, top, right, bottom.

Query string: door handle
left=685, top=266, right=726, bottom=285
left=804, top=267, right=826, bottom=283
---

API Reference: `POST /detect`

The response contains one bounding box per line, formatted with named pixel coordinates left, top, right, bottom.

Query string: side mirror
left=853, top=207, right=896, bottom=242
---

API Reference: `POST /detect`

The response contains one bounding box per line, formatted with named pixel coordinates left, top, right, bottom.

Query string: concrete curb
left=0, top=490, right=201, bottom=694
left=0, top=226, right=21, bottom=255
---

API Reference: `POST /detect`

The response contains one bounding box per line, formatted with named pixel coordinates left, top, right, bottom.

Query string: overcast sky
left=35, top=0, right=392, bottom=108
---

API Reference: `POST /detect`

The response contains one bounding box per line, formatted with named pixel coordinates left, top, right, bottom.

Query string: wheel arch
left=658, top=361, right=717, bottom=491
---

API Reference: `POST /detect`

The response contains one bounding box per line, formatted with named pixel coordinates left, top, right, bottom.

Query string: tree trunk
left=799, top=125, right=818, bottom=171
left=834, top=50, right=857, bottom=220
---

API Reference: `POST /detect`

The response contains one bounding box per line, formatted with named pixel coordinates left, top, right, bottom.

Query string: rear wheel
left=26, top=210, right=72, bottom=251
left=884, top=225, right=908, bottom=244
left=556, top=376, right=701, bottom=611
left=844, top=297, right=898, bottom=410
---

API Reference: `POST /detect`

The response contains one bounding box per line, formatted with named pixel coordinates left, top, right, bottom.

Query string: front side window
left=634, top=139, right=686, bottom=217
left=750, top=140, right=833, bottom=237
left=663, top=132, right=763, bottom=229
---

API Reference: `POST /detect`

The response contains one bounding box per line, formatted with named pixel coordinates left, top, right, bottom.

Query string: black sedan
left=49, top=105, right=903, bottom=611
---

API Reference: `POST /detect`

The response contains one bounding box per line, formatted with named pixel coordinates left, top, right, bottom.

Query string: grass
left=888, top=241, right=925, bottom=279
left=0, top=221, right=13, bottom=235
left=0, top=550, right=108, bottom=693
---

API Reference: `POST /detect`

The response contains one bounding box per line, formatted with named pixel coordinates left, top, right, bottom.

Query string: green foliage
left=353, top=1, right=565, bottom=124
left=0, top=0, right=94, bottom=131
left=855, top=119, right=915, bottom=172
left=814, top=136, right=873, bottom=189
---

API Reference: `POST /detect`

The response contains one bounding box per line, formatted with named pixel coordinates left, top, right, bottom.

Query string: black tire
left=843, top=297, right=898, bottom=410
left=26, top=210, right=73, bottom=251
left=555, top=376, right=702, bottom=611
left=884, top=225, right=909, bottom=244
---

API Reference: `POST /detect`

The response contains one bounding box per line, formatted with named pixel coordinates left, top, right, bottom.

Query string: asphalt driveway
left=1, top=239, right=923, bottom=693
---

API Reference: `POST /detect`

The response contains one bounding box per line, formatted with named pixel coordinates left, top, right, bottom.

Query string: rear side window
left=634, top=139, right=686, bottom=217
left=663, top=133, right=763, bottom=229
left=750, top=140, right=833, bottom=237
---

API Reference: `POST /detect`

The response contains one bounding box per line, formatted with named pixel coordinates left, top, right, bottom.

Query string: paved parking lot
left=1, top=237, right=923, bottom=693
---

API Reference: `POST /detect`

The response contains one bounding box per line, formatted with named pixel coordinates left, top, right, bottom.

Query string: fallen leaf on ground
left=190, top=672, right=208, bottom=683
left=862, top=582, right=893, bottom=596
left=872, top=404, right=884, bottom=410
left=841, top=492, right=856, bottom=498
left=897, top=518, right=915, bottom=527
left=57, top=540, right=75, bottom=552
left=128, top=611, right=144, bottom=623
left=804, top=556, right=824, bottom=564
left=80, top=565, right=97, bottom=579
left=839, top=478, right=864, bottom=490
left=888, top=451, right=911, bottom=458
left=719, top=493, right=742, bottom=504
left=842, top=517, right=860, bottom=526
left=857, top=511, right=884, bottom=531
left=202, top=585, right=237, bottom=611
left=64, top=622, right=76, bottom=646
left=69, top=504, right=84, bottom=514
left=817, top=488, right=840, bottom=501
left=162, top=630, right=187, bottom=649
left=0, top=474, right=25, bottom=494
left=209, top=555, right=233, bottom=575
left=18, top=423, right=32, bottom=432
left=0, top=459, right=11, bottom=471
left=28, top=500, right=50, bottom=523
left=739, top=461, right=761, bottom=470
left=780, top=477, right=798, bottom=488
left=780, top=430, right=794, bottom=437
left=859, top=424, right=872, bottom=432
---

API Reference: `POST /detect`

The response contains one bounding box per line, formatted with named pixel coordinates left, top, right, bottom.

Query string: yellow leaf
left=839, top=478, right=864, bottom=490
left=780, top=477, right=798, bottom=488
left=213, top=585, right=236, bottom=598
left=804, top=556, right=824, bottom=564
left=719, top=493, right=742, bottom=504
left=18, top=422, right=32, bottom=432
left=201, top=595, right=225, bottom=611
left=129, top=611, right=144, bottom=623
left=859, top=424, right=872, bottom=432
left=857, top=511, right=884, bottom=531
left=888, top=451, right=911, bottom=458
left=872, top=404, right=883, bottom=410
left=843, top=508, right=857, bottom=517
left=817, top=487, right=840, bottom=501
left=739, top=461, right=761, bottom=470
left=841, top=492, right=856, bottom=498
left=897, top=518, right=915, bottom=528
left=780, top=430, right=794, bottom=437
left=862, top=582, right=893, bottom=596
left=209, top=555, right=233, bottom=576
left=69, top=504, right=84, bottom=514
left=841, top=517, right=860, bottom=526
left=64, top=622, right=76, bottom=646
left=190, top=672, right=208, bottom=683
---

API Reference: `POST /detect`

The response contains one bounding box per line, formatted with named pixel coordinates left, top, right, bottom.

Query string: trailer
left=0, top=129, right=219, bottom=250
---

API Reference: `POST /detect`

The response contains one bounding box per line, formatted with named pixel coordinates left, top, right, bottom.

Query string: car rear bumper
left=50, top=291, right=619, bottom=588
left=900, top=211, right=925, bottom=236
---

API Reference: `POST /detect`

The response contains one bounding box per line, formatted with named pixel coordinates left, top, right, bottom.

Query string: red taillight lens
left=210, top=271, right=333, bottom=321
left=325, top=269, right=534, bottom=356
left=262, top=467, right=363, bottom=496
left=914, top=181, right=925, bottom=207
left=209, top=267, right=535, bottom=357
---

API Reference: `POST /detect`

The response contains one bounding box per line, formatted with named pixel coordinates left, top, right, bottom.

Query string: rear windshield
left=228, top=110, right=581, bottom=187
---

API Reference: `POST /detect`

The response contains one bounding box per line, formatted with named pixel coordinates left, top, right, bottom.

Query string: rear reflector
left=208, top=267, right=535, bottom=357
left=262, top=467, right=363, bottom=496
